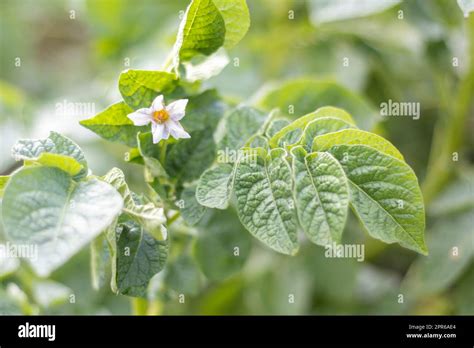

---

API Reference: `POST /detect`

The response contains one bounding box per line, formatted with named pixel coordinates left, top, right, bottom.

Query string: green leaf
left=291, top=146, right=349, bottom=246
left=0, top=175, right=10, bottom=198
left=25, top=152, right=84, bottom=177
left=308, top=0, right=401, bottom=24
left=80, top=101, right=145, bottom=147
left=174, top=0, right=226, bottom=62
left=180, top=89, right=227, bottom=133
left=165, top=128, right=216, bottom=183
left=217, top=106, right=268, bottom=152
left=429, top=172, right=474, bottom=217
left=402, top=210, right=474, bottom=297
left=312, top=129, right=405, bottom=161
left=327, top=145, right=427, bottom=254
left=234, top=148, right=299, bottom=255
left=196, top=162, right=235, bottom=209
left=179, top=184, right=206, bottom=226
left=183, top=48, right=230, bottom=83
left=2, top=166, right=123, bottom=276
left=258, top=79, right=378, bottom=130
left=90, top=233, right=110, bottom=291
left=116, top=218, right=169, bottom=297
left=212, top=0, right=250, bottom=48
left=118, top=70, right=178, bottom=110
left=165, top=255, right=202, bottom=296
left=194, top=209, right=251, bottom=281
left=103, top=167, right=167, bottom=241
left=299, top=117, right=355, bottom=150
left=265, top=119, right=290, bottom=138
left=269, top=106, right=356, bottom=148
left=12, top=131, right=88, bottom=179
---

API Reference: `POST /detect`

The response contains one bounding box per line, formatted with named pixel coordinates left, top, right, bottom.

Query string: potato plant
left=0, top=0, right=472, bottom=315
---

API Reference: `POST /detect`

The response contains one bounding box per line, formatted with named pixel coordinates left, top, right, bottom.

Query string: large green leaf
left=12, top=131, right=88, bottom=179
left=2, top=166, right=123, bottom=276
left=308, top=0, right=401, bottom=24
left=268, top=106, right=356, bottom=148
left=234, top=148, right=298, bottom=255
left=80, top=101, right=146, bottom=147
left=118, top=70, right=178, bottom=109
left=174, top=0, right=226, bottom=62
left=196, top=163, right=235, bottom=209
left=194, top=209, right=251, bottom=281
left=312, top=129, right=405, bottom=161
left=258, top=79, right=378, bottom=130
left=212, top=0, right=250, bottom=48
left=291, top=146, right=349, bottom=246
left=327, top=144, right=427, bottom=254
left=115, top=218, right=169, bottom=297
left=217, top=106, right=268, bottom=152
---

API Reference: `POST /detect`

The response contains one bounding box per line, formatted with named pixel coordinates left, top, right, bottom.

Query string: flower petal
left=166, top=120, right=191, bottom=139
left=151, top=95, right=165, bottom=111
left=128, top=108, right=152, bottom=126
left=151, top=123, right=169, bottom=144
left=166, top=99, right=188, bottom=121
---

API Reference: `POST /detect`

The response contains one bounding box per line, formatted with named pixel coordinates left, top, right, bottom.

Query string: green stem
left=167, top=211, right=181, bottom=226
left=422, top=16, right=474, bottom=204
left=160, top=142, right=168, bottom=164
left=131, top=297, right=148, bottom=315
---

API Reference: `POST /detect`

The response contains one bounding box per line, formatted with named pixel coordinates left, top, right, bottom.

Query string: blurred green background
left=0, top=0, right=473, bottom=315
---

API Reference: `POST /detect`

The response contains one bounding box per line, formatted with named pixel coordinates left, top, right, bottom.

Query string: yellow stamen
left=153, top=109, right=169, bottom=124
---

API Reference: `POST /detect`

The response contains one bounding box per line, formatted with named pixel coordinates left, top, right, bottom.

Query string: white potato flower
left=127, top=95, right=190, bottom=144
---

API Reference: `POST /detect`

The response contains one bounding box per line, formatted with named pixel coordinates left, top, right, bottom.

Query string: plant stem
left=160, top=142, right=168, bottom=164
left=422, top=16, right=474, bottom=204
left=167, top=211, right=181, bottom=226
left=131, top=297, right=148, bottom=315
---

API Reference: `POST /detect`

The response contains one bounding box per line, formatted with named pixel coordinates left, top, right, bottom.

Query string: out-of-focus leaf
left=179, top=184, right=206, bottom=226
left=183, top=48, right=230, bottom=83
left=165, top=255, right=202, bottom=296
left=32, top=280, right=71, bottom=308
left=308, top=0, right=401, bottom=24
left=258, top=79, right=378, bottom=130
left=194, top=209, right=251, bottom=281
left=2, top=166, right=123, bottom=277
left=402, top=210, right=474, bottom=297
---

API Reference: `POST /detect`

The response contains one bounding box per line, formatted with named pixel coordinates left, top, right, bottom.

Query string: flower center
left=153, top=109, right=169, bottom=124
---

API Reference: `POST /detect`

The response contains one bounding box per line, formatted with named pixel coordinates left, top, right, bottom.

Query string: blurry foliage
left=0, top=0, right=473, bottom=315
